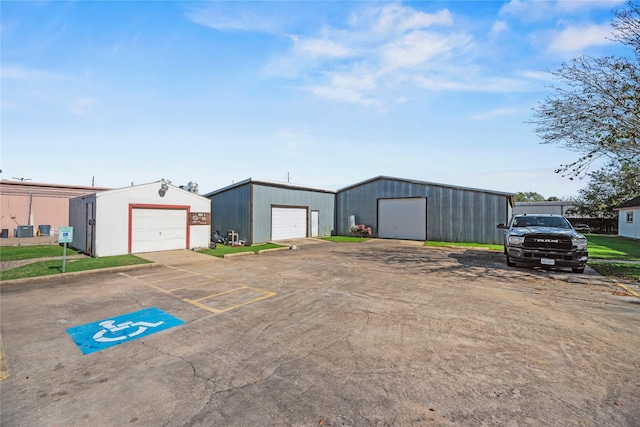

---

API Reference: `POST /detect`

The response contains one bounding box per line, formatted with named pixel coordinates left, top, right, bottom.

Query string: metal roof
left=338, top=175, right=516, bottom=197
left=614, top=195, right=640, bottom=210
left=205, top=178, right=336, bottom=197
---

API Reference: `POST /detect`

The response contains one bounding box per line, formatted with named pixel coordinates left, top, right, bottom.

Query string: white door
left=378, top=198, right=427, bottom=240
left=311, top=211, right=319, bottom=237
left=271, top=207, right=307, bottom=240
left=131, top=208, right=187, bottom=253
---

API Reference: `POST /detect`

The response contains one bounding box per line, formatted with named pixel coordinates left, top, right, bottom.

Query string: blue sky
left=1, top=0, right=631, bottom=198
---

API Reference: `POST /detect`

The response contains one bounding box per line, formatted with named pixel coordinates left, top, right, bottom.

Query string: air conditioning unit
left=16, top=225, right=34, bottom=238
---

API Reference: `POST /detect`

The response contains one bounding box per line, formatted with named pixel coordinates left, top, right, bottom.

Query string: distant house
left=614, top=196, right=640, bottom=240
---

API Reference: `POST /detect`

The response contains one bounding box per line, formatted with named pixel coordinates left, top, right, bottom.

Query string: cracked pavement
left=1, top=239, right=639, bottom=426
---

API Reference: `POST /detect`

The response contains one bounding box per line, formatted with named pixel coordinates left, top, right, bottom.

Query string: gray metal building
left=205, top=179, right=336, bottom=245
left=336, top=176, right=514, bottom=244
left=513, top=201, right=579, bottom=217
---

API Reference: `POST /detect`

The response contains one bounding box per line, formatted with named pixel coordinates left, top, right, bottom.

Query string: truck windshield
left=512, top=216, right=571, bottom=229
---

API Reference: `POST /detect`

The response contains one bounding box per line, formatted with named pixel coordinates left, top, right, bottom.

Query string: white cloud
left=490, top=21, right=508, bottom=36
left=371, top=4, right=453, bottom=34
left=308, top=71, right=381, bottom=107
left=381, top=31, right=472, bottom=71
left=1, top=66, right=70, bottom=81
left=186, top=6, right=279, bottom=33
left=69, top=97, right=96, bottom=117
left=470, top=107, right=518, bottom=120
left=265, top=4, right=479, bottom=106
left=291, top=36, right=352, bottom=58
left=546, top=23, right=614, bottom=54
left=500, top=0, right=624, bottom=21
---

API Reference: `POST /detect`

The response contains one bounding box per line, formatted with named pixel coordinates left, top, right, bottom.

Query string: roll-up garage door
left=271, top=207, right=307, bottom=240
left=131, top=208, right=188, bottom=253
left=378, top=198, right=427, bottom=240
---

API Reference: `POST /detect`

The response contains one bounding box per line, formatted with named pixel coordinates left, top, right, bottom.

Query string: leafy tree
left=529, top=1, right=640, bottom=178
left=546, top=196, right=560, bottom=201
left=515, top=191, right=546, bottom=202
left=568, top=160, right=640, bottom=218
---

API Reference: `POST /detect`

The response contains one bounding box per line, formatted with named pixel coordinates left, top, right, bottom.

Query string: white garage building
left=69, top=181, right=211, bottom=257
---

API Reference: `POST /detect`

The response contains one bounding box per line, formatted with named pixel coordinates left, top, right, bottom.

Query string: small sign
left=66, top=307, right=184, bottom=355
left=58, top=226, right=74, bottom=243
left=190, top=212, right=210, bottom=225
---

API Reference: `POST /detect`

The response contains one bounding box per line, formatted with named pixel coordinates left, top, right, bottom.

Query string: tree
left=529, top=1, right=640, bottom=178
left=568, top=160, right=640, bottom=219
left=515, top=191, right=546, bottom=202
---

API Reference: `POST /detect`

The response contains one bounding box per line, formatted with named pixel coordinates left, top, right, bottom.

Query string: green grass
left=320, top=236, right=370, bottom=243
left=1, top=255, right=150, bottom=281
left=424, top=241, right=503, bottom=251
left=585, top=234, right=640, bottom=261
left=0, top=244, right=79, bottom=261
left=588, top=262, right=640, bottom=281
left=199, top=243, right=287, bottom=257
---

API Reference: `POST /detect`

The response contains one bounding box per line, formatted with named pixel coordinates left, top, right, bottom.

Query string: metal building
left=69, top=181, right=211, bottom=257
left=513, top=201, right=580, bottom=217
left=205, top=179, right=335, bottom=245
left=336, top=176, right=514, bottom=244
left=0, top=180, right=110, bottom=237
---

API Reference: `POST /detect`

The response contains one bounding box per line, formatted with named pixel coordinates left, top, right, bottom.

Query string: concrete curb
left=0, top=263, right=160, bottom=289
left=258, top=247, right=292, bottom=254
left=222, top=251, right=256, bottom=258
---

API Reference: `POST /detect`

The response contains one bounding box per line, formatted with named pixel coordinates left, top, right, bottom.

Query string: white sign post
left=58, top=227, right=74, bottom=273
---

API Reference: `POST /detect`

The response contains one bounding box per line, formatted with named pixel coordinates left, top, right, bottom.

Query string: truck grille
left=523, top=235, right=572, bottom=250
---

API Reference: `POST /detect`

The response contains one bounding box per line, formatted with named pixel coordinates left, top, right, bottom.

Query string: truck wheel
left=572, top=267, right=585, bottom=274
left=506, top=254, right=515, bottom=267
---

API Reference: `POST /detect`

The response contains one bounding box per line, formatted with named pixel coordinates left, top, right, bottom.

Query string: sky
left=1, top=0, right=633, bottom=198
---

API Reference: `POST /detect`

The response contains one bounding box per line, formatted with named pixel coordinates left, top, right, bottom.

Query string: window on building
left=627, top=211, right=634, bottom=223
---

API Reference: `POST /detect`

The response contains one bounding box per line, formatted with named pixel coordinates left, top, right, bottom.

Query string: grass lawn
left=320, top=236, right=370, bottom=243
left=585, top=234, right=640, bottom=261
left=199, top=243, right=287, bottom=257
left=588, top=262, right=640, bottom=281
left=1, top=244, right=79, bottom=261
left=1, top=255, right=151, bottom=281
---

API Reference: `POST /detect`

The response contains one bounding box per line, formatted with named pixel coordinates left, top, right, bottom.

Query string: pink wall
left=0, top=181, right=109, bottom=235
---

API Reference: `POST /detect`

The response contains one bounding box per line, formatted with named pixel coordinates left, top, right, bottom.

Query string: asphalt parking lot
left=1, top=239, right=639, bottom=426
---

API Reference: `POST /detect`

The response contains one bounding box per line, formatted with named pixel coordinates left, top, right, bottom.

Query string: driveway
left=1, top=240, right=639, bottom=426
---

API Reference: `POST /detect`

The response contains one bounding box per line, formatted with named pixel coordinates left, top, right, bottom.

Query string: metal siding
left=252, top=184, right=335, bottom=244
left=338, top=177, right=509, bottom=244
left=209, top=183, right=252, bottom=244
left=68, top=195, right=95, bottom=254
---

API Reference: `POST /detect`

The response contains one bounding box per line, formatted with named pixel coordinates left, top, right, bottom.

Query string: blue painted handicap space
left=66, top=307, right=184, bottom=355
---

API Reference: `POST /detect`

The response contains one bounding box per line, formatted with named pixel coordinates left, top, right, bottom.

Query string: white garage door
left=271, top=207, right=307, bottom=240
left=378, top=198, right=427, bottom=240
left=131, top=208, right=187, bottom=253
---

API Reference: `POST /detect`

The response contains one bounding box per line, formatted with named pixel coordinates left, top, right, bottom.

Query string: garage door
left=378, top=198, right=427, bottom=240
left=271, top=207, right=307, bottom=240
left=131, top=208, right=188, bottom=253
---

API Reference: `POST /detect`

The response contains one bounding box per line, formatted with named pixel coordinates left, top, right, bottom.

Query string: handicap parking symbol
left=66, top=307, right=184, bottom=355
